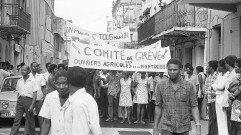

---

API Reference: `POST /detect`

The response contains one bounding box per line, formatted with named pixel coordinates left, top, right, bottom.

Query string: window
left=1, top=78, right=19, bottom=92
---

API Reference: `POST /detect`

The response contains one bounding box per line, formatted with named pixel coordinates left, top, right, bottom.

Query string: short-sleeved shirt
left=39, top=91, right=66, bottom=135
left=107, top=73, right=121, bottom=96
left=43, top=72, right=50, bottom=83
left=62, top=88, right=102, bottom=135
left=185, top=74, right=197, bottom=92
left=205, top=72, right=219, bottom=103
left=30, top=73, right=46, bottom=100
left=16, top=76, right=39, bottom=98
left=155, top=77, right=198, bottom=133
left=0, top=69, right=11, bottom=86
left=46, top=74, right=56, bottom=94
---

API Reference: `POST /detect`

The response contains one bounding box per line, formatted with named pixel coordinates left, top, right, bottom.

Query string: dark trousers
left=227, top=108, right=239, bottom=135
left=25, top=100, right=43, bottom=134
left=10, top=96, right=35, bottom=135
left=208, top=102, right=218, bottom=135
left=230, top=121, right=241, bottom=135
left=100, top=88, right=108, bottom=117
left=197, top=98, right=203, bottom=115
left=147, top=92, right=155, bottom=121
left=161, top=130, right=189, bottom=135
left=107, top=95, right=118, bottom=119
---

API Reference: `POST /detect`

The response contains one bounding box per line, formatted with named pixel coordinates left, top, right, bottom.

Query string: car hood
left=0, top=92, right=18, bottom=102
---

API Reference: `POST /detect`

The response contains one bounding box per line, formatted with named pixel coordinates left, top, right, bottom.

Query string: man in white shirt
left=10, top=65, right=38, bottom=135
left=40, top=70, right=69, bottom=135
left=222, top=55, right=240, bottom=134
left=43, top=62, right=51, bottom=83
left=30, top=62, right=46, bottom=128
left=62, top=66, right=102, bottom=135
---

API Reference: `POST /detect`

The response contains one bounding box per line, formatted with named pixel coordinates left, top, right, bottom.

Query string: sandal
left=140, top=121, right=146, bottom=124
left=120, top=119, right=125, bottom=123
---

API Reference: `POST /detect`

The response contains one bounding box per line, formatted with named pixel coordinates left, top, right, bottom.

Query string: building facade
left=112, top=0, right=142, bottom=49
left=0, top=0, right=57, bottom=73
left=138, top=0, right=208, bottom=68
left=0, top=0, right=31, bottom=72
left=179, top=0, right=241, bottom=67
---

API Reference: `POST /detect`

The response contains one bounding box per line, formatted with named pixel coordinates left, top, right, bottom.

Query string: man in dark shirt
left=153, top=58, right=201, bottom=135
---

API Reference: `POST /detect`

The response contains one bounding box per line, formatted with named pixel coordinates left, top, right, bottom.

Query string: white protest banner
left=65, top=21, right=131, bottom=47
left=68, top=41, right=171, bottom=72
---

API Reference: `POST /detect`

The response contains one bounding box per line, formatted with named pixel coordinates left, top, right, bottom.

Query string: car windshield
left=1, top=78, right=19, bottom=92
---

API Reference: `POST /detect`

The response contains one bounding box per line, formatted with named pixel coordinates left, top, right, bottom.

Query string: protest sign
left=68, top=41, right=171, bottom=72
left=65, top=21, right=131, bottom=47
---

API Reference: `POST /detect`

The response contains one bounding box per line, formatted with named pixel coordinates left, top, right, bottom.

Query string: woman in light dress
left=119, top=72, right=134, bottom=124
left=133, top=72, right=149, bottom=124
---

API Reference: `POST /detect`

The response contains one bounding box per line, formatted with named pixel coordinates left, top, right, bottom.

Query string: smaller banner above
left=68, top=41, right=171, bottom=72
left=65, top=21, right=131, bottom=46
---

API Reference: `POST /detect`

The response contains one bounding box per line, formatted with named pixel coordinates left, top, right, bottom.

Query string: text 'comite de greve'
left=84, top=47, right=166, bottom=61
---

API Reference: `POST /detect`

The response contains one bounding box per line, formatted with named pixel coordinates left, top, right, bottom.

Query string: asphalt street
left=0, top=117, right=208, bottom=135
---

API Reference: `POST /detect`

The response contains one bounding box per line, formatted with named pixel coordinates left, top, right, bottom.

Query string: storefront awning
left=152, top=27, right=207, bottom=40
left=178, top=0, right=241, bottom=12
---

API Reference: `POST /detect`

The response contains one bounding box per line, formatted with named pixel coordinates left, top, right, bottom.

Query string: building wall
left=206, top=7, right=241, bottom=63
left=24, top=0, right=55, bottom=72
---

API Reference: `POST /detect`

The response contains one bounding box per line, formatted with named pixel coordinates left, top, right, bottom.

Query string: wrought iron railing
left=138, top=0, right=208, bottom=42
left=0, top=3, right=31, bottom=33
left=137, top=15, right=155, bottom=43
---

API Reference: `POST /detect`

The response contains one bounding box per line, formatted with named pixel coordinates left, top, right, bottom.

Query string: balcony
left=137, top=14, right=156, bottom=44
left=0, top=3, right=31, bottom=36
left=138, top=0, right=208, bottom=43
left=178, top=0, right=241, bottom=12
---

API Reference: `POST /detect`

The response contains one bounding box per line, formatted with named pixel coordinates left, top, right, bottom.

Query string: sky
left=54, top=0, right=114, bottom=32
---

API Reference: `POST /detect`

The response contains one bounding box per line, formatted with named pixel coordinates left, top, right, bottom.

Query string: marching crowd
left=0, top=55, right=241, bottom=135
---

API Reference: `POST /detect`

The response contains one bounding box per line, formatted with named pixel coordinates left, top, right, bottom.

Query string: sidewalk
left=102, top=120, right=208, bottom=135
left=0, top=120, right=208, bottom=135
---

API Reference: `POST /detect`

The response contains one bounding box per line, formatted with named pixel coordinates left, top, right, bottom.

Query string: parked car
left=0, top=75, right=39, bottom=120
left=0, top=76, right=21, bottom=118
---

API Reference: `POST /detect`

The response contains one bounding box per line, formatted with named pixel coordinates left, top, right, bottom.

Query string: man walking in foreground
left=40, top=70, right=69, bottom=135
left=10, top=65, right=38, bottom=135
left=62, top=66, right=102, bottom=135
left=153, top=58, right=201, bottom=135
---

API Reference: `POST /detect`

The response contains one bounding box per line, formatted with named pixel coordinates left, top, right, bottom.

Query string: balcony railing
left=138, top=0, right=208, bottom=42
left=0, top=3, right=31, bottom=34
left=137, top=14, right=155, bottom=43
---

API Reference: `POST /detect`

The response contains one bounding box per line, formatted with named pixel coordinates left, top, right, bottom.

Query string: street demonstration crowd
left=0, top=55, right=241, bottom=135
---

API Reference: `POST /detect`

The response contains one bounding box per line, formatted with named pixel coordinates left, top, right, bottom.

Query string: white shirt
left=212, top=72, right=228, bottom=95
left=39, top=91, right=66, bottom=135
left=212, top=72, right=228, bottom=106
left=222, top=69, right=240, bottom=107
left=148, top=76, right=154, bottom=92
left=16, top=76, right=39, bottom=98
left=62, top=88, right=102, bottom=135
left=43, top=72, right=50, bottom=83
left=100, top=73, right=108, bottom=88
left=185, top=73, right=198, bottom=91
left=196, top=72, right=206, bottom=98
left=0, top=69, right=11, bottom=87
left=30, top=73, right=46, bottom=100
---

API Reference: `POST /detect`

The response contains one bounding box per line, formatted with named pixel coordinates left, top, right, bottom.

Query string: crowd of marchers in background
left=1, top=55, right=241, bottom=135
